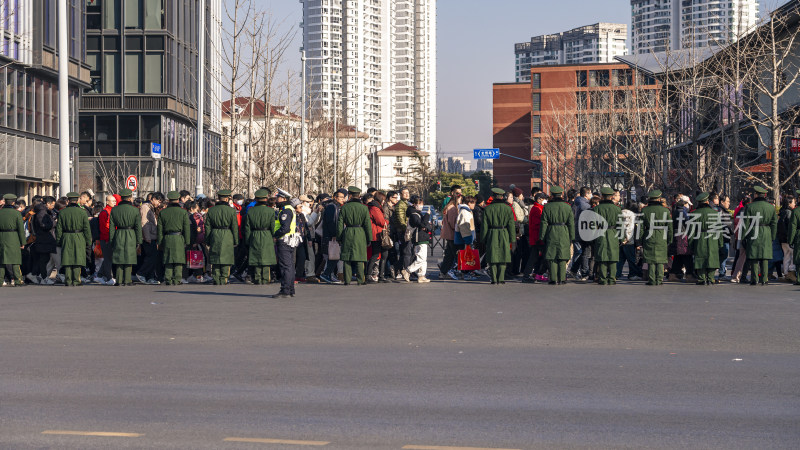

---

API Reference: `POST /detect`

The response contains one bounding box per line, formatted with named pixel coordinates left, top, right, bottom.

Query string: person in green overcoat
left=157, top=191, right=191, bottom=285
left=244, top=189, right=276, bottom=285
left=0, top=193, right=25, bottom=286
left=206, top=189, right=239, bottom=285
left=56, top=192, right=92, bottom=286
left=479, top=188, right=515, bottom=285
left=690, top=192, right=724, bottom=285
left=742, top=186, right=778, bottom=285
left=637, top=190, right=673, bottom=285
left=593, top=187, right=622, bottom=285
left=337, top=186, right=372, bottom=285
left=541, top=186, right=575, bottom=284
left=110, top=189, right=143, bottom=286
left=786, top=188, right=800, bottom=285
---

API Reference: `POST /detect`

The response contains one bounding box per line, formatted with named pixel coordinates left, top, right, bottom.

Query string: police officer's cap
left=167, top=191, right=181, bottom=201
left=550, top=186, right=564, bottom=194
left=254, top=189, right=269, bottom=199
left=648, top=190, right=662, bottom=199
left=119, top=188, right=133, bottom=197
left=348, top=186, right=362, bottom=195
left=600, top=187, right=615, bottom=196
left=753, top=186, right=768, bottom=194
left=217, top=189, right=232, bottom=197
left=491, top=187, right=505, bottom=195
left=696, top=192, right=710, bottom=202
left=3, top=193, right=17, bottom=201
left=66, top=192, right=80, bottom=199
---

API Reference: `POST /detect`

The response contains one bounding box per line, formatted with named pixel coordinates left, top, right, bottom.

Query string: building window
left=589, top=70, right=609, bottom=87
left=532, top=93, right=541, bottom=111
left=531, top=72, right=541, bottom=89
left=125, top=0, right=142, bottom=29
left=86, top=0, right=101, bottom=29
left=532, top=116, right=540, bottom=134
left=531, top=137, right=541, bottom=155
left=144, top=0, right=164, bottom=29
left=125, top=53, right=143, bottom=93
left=576, top=70, right=587, bottom=87
left=104, top=0, right=121, bottom=30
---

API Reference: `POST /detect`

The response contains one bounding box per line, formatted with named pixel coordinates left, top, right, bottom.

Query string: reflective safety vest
left=274, top=205, right=298, bottom=236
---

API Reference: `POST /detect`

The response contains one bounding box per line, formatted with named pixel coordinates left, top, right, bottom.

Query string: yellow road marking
left=403, top=446, right=520, bottom=450
left=42, top=430, right=142, bottom=437
left=224, top=437, right=330, bottom=446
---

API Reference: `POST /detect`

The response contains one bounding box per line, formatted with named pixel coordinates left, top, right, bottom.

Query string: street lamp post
left=300, top=50, right=330, bottom=194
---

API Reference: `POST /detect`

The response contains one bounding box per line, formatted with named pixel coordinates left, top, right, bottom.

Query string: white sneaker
left=81, top=277, right=92, bottom=284
left=93, top=276, right=105, bottom=284
left=56, top=274, right=66, bottom=284
left=40, top=277, right=55, bottom=285
left=26, top=273, right=41, bottom=284
left=401, top=269, right=411, bottom=282
left=106, top=278, right=117, bottom=286
left=447, top=269, right=459, bottom=280
left=417, top=276, right=431, bottom=283
left=201, top=275, right=213, bottom=283
left=146, top=278, right=160, bottom=285
left=136, top=274, right=147, bottom=284
left=180, top=278, right=189, bottom=284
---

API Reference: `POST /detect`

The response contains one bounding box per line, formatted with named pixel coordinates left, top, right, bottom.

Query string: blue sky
left=257, top=0, right=634, bottom=157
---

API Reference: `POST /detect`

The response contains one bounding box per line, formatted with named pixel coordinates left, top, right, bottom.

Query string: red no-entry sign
left=126, top=175, right=138, bottom=191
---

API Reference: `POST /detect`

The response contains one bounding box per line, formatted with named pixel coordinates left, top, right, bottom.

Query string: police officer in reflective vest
left=269, top=197, right=301, bottom=298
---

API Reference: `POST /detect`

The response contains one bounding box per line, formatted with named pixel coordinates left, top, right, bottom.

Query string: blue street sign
left=473, top=148, right=500, bottom=159
left=151, top=142, right=162, bottom=159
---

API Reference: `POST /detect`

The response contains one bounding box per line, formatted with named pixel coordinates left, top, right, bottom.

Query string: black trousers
left=276, top=241, right=296, bottom=295
left=32, top=251, right=51, bottom=278
left=441, top=240, right=456, bottom=273
left=137, top=241, right=160, bottom=280
left=295, top=240, right=309, bottom=279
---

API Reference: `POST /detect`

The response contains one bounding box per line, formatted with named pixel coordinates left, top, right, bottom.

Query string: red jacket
left=528, top=202, right=544, bottom=245
left=368, top=202, right=388, bottom=241
left=98, top=204, right=113, bottom=242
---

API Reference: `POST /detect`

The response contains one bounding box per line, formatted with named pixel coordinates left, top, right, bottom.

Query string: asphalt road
left=1, top=278, right=798, bottom=449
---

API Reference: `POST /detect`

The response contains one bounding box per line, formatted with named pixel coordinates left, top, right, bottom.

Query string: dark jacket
left=407, top=206, right=432, bottom=245
left=322, top=202, right=340, bottom=239
left=32, top=203, right=57, bottom=254
left=572, top=196, right=591, bottom=239
left=777, top=207, right=793, bottom=244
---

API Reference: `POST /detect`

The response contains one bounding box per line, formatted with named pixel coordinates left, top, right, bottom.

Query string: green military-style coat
left=541, top=198, right=575, bottom=261
left=479, top=201, right=515, bottom=264
left=0, top=205, right=25, bottom=265
left=157, top=204, right=191, bottom=265
left=592, top=201, right=621, bottom=262
left=689, top=203, right=724, bottom=269
left=639, top=202, right=673, bottom=264
left=742, top=197, right=777, bottom=260
left=337, top=199, right=372, bottom=262
left=109, top=202, right=143, bottom=265
left=55, top=204, right=92, bottom=266
left=244, top=204, right=276, bottom=266
left=206, top=203, right=239, bottom=265
left=787, top=206, right=800, bottom=267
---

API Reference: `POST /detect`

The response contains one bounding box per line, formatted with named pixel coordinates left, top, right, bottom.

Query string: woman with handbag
left=455, top=196, right=478, bottom=281
left=367, top=191, right=391, bottom=283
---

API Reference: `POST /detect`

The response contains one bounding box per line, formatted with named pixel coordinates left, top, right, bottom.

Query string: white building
left=373, top=143, right=429, bottom=191
left=300, top=0, right=437, bottom=181
left=630, top=0, right=759, bottom=55
left=515, top=23, right=628, bottom=82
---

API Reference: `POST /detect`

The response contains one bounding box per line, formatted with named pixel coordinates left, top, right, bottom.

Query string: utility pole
left=58, top=0, right=70, bottom=195
left=195, top=0, right=206, bottom=197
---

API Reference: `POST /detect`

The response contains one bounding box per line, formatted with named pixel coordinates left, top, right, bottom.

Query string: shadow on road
left=153, top=290, right=269, bottom=298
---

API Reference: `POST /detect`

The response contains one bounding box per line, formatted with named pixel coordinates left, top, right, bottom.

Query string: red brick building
left=493, top=63, right=660, bottom=193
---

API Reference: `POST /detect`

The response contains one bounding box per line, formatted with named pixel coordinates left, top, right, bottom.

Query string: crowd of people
left=1, top=182, right=798, bottom=296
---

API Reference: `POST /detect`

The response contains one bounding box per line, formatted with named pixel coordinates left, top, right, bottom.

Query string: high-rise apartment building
left=300, top=0, right=437, bottom=177
left=79, top=0, right=223, bottom=196
left=514, top=23, right=628, bottom=82
left=630, top=0, right=759, bottom=54
left=0, top=1, right=89, bottom=197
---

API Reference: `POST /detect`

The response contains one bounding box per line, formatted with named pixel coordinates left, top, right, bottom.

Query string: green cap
left=491, top=187, right=505, bottom=195
left=696, top=192, right=710, bottom=202
left=753, top=186, right=768, bottom=194
left=600, top=187, right=615, bottom=196
left=254, top=189, right=269, bottom=199
left=167, top=191, right=180, bottom=201
left=119, top=188, right=133, bottom=197
left=3, top=193, right=17, bottom=201
left=217, top=189, right=232, bottom=197
left=796, top=189, right=800, bottom=196
left=348, top=186, right=362, bottom=195
left=66, top=192, right=80, bottom=199
left=550, top=186, right=564, bottom=194
left=648, top=190, right=662, bottom=199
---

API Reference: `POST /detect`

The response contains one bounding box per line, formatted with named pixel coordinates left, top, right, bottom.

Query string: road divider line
left=224, top=437, right=330, bottom=446
left=42, top=430, right=142, bottom=437
left=403, top=446, right=520, bottom=450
